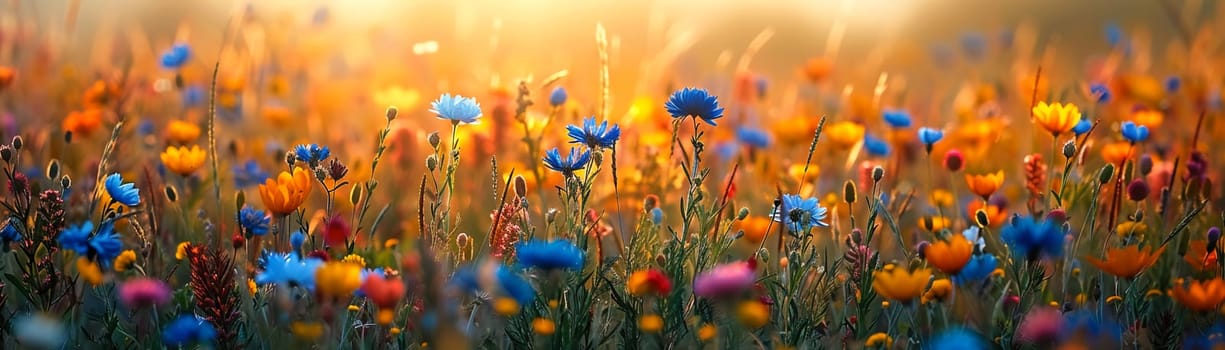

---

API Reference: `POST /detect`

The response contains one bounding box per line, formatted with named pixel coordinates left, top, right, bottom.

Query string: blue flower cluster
left=293, top=144, right=331, bottom=166
left=239, top=206, right=271, bottom=236
left=516, top=239, right=585, bottom=271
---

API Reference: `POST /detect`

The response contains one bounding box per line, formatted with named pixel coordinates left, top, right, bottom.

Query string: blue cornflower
left=183, top=85, right=205, bottom=107
left=255, top=251, right=324, bottom=290
left=1072, top=118, right=1093, bottom=135
left=516, top=239, right=585, bottom=271
left=650, top=207, right=663, bottom=225
left=771, top=194, right=830, bottom=233
left=863, top=134, right=890, bottom=157
left=1120, top=121, right=1149, bottom=143
left=566, top=116, right=621, bottom=149
left=162, top=315, right=216, bottom=347
left=160, top=43, right=192, bottom=69
left=1105, top=23, right=1125, bottom=47
left=542, top=147, right=591, bottom=177
left=927, top=328, right=988, bottom=350
left=104, top=173, right=141, bottom=206
left=429, top=93, right=483, bottom=124
left=496, top=265, right=536, bottom=305
left=736, top=127, right=771, bottom=148
left=882, top=110, right=912, bottom=128
left=290, top=231, right=306, bottom=251
left=664, top=87, right=725, bottom=126
left=1166, top=76, right=1181, bottom=92
left=232, top=159, right=269, bottom=188
left=954, top=253, right=997, bottom=285
left=1062, top=311, right=1121, bottom=342
left=239, top=206, right=271, bottom=236
left=449, top=264, right=480, bottom=293
left=137, top=120, right=156, bottom=137
left=959, top=32, right=987, bottom=60
left=1, top=219, right=23, bottom=244
left=1090, top=83, right=1111, bottom=103
left=1000, top=215, right=1065, bottom=259
left=88, top=222, right=122, bottom=267
left=58, top=221, right=93, bottom=255
left=292, top=144, right=331, bottom=166
left=917, top=127, right=943, bottom=152
left=549, top=87, right=568, bottom=107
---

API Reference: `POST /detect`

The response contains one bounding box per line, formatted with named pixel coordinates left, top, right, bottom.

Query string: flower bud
left=593, top=151, right=603, bottom=166
left=11, top=135, right=22, bottom=150
left=916, top=241, right=930, bottom=259
left=1046, top=208, right=1067, bottom=223
left=1208, top=227, right=1221, bottom=244
left=428, top=132, right=441, bottom=149
left=843, top=180, right=857, bottom=205
left=46, top=159, right=60, bottom=180
left=0, top=146, right=11, bottom=162
left=285, top=151, right=297, bottom=167
left=350, top=186, right=362, bottom=205
left=736, top=207, right=750, bottom=221
left=975, top=209, right=990, bottom=227
left=514, top=176, right=527, bottom=198
left=164, top=185, right=179, bottom=203
left=1098, top=164, right=1115, bottom=185
left=943, top=149, right=964, bottom=172
left=385, top=106, right=398, bottom=121
left=1126, top=179, right=1150, bottom=201
left=313, top=167, right=328, bottom=182
left=1138, top=154, right=1153, bottom=176
left=60, top=175, right=71, bottom=189
left=643, top=195, right=659, bottom=211
left=1062, top=140, right=1076, bottom=159
left=546, top=208, right=559, bottom=224
left=850, top=228, right=863, bottom=244
left=872, top=166, right=884, bottom=182
left=426, top=154, right=438, bottom=171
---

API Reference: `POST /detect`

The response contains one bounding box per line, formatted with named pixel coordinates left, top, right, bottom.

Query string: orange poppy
left=63, top=108, right=105, bottom=137
left=1100, top=142, right=1133, bottom=166
left=258, top=167, right=313, bottom=215
left=1170, top=278, right=1225, bottom=312
left=1130, top=109, right=1163, bottom=129
left=1184, top=240, right=1219, bottom=272
left=1084, top=245, right=1165, bottom=279
left=967, top=201, right=1007, bottom=228
left=965, top=171, right=1004, bottom=199
left=737, top=216, right=773, bottom=245
left=926, top=235, right=973, bottom=274
left=0, top=66, right=14, bottom=90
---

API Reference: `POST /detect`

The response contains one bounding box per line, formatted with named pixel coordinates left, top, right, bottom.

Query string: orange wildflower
left=1084, top=245, right=1165, bottom=279
left=737, top=216, right=772, bottom=245
left=165, top=120, right=201, bottom=144
left=1170, top=278, right=1225, bottom=312
left=965, top=171, right=1004, bottom=199
left=1031, top=102, right=1081, bottom=135
left=967, top=201, right=1006, bottom=228
left=1129, top=109, right=1163, bottom=129
left=826, top=121, right=866, bottom=149
left=802, top=57, right=834, bottom=83
left=1100, top=142, right=1133, bottom=166
left=925, top=235, right=973, bottom=274
left=872, top=265, right=932, bottom=303
left=0, top=66, right=14, bottom=90
left=63, top=108, right=105, bottom=137
left=258, top=167, right=312, bottom=215
left=1184, top=240, right=1219, bottom=272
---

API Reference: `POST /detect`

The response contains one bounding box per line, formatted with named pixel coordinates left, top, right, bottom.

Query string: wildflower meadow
left=0, top=0, right=1222, bottom=349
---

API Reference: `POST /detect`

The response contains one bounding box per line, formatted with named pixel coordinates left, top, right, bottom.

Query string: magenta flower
left=693, top=262, right=756, bottom=298
left=119, top=277, right=171, bottom=309
left=1016, top=307, right=1063, bottom=345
